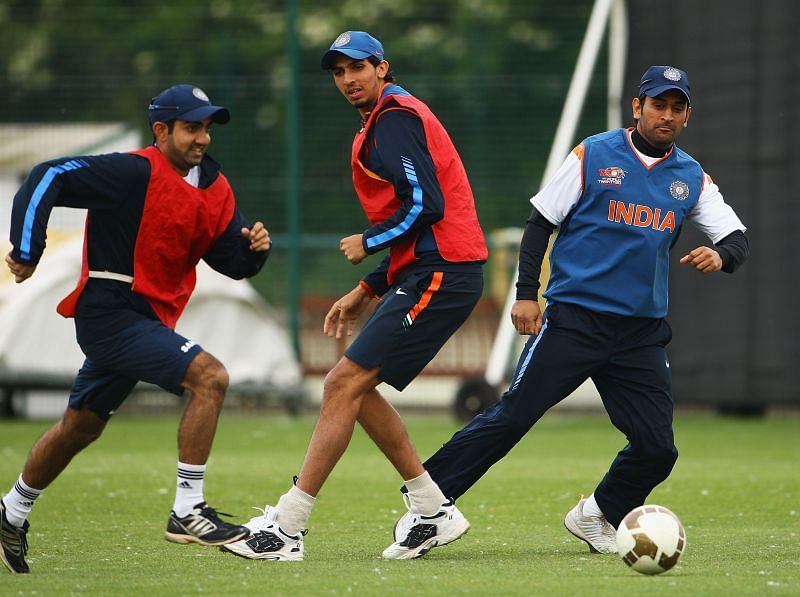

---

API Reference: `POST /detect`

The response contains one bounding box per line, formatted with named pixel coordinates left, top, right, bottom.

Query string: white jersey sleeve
left=688, top=173, right=746, bottom=243
left=530, top=148, right=583, bottom=226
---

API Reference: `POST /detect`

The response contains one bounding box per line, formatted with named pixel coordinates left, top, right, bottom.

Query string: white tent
left=0, top=123, right=303, bottom=417
left=0, top=123, right=141, bottom=230
left=0, top=234, right=302, bottom=416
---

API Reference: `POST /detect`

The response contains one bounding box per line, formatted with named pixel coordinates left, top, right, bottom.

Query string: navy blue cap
left=321, top=31, right=385, bottom=69
left=148, top=84, right=230, bottom=125
left=639, top=66, right=691, bottom=104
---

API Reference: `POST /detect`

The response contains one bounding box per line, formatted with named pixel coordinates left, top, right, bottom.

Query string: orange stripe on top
left=624, top=127, right=673, bottom=170
left=702, top=171, right=712, bottom=192
left=355, top=157, right=389, bottom=181
left=573, top=143, right=586, bottom=195
left=408, top=271, right=444, bottom=322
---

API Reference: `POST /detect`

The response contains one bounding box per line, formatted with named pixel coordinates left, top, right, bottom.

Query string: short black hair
left=150, top=119, right=176, bottom=141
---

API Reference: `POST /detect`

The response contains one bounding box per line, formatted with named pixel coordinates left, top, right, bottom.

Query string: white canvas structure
left=0, top=123, right=142, bottom=231
left=0, top=123, right=302, bottom=417
left=0, top=233, right=301, bottom=390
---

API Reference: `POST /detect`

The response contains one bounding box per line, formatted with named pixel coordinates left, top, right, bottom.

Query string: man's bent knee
left=323, top=358, right=379, bottom=403
left=183, top=351, right=229, bottom=397
left=657, top=445, right=679, bottom=475
left=640, top=443, right=678, bottom=482
left=61, top=407, right=106, bottom=448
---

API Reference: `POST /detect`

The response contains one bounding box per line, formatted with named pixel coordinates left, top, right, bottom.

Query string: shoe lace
left=401, top=492, right=451, bottom=516
left=198, top=504, right=235, bottom=523
left=18, top=524, right=28, bottom=556
left=248, top=506, right=308, bottom=537
left=250, top=505, right=279, bottom=522
left=251, top=505, right=270, bottom=517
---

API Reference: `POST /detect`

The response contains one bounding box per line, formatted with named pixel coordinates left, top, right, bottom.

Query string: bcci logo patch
left=669, top=180, right=689, bottom=200
left=334, top=32, right=351, bottom=47
left=663, top=67, right=682, bottom=82
left=598, top=166, right=626, bottom=186
left=192, top=87, right=210, bottom=102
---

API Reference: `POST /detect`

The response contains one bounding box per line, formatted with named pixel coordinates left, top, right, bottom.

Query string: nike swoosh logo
left=396, top=288, right=407, bottom=295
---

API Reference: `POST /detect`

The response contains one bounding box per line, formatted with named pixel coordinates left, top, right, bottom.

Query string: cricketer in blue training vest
left=545, top=128, right=704, bottom=318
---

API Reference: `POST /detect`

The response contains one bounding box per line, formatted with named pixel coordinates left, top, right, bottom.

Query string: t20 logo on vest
left=597, top=166, right=626, bottom=186
left=607, top=200, right=675, bottom=233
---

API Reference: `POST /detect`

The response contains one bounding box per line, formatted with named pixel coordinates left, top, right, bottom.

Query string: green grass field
left=1, top=411, right=797, bottom=595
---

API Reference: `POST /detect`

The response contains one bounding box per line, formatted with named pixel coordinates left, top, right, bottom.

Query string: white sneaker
left=564, top=496, right=618, bottom=554
left=383, top=498, right=470, bottom=560
left=220, top=506, right=304, bottom=561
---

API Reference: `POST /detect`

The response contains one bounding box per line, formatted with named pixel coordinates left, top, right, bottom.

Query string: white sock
left=172, top=462, right=206, bottom=517
left=582, top=493, right=604, bottom=518
left=404, top=471, right=447, bottom=516
left=276, top=485, right=316, bottom=536
left=2, top=475, right=42, bottom=527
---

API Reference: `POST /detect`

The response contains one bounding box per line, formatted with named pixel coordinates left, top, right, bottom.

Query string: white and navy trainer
left=383, top=497, right=470, bottom=560
left=220, top=505, right=305, bottom=561
left=564, top=496, right=618, bottom=554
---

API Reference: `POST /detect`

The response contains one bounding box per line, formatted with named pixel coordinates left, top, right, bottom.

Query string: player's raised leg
left=1, top=405, right=108, bottom=573
left=357, top=389, right=470, bottom=559
left=165, top=350, right=249, bottom=546
left=222, top=357, right=380, bottom=560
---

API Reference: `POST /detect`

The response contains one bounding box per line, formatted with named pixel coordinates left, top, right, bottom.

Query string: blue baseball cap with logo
left=320, top=31, right=385, bottom=69
left=148, top=84, right=230, bottom=126
left=639, top=65, right=691, bottom=104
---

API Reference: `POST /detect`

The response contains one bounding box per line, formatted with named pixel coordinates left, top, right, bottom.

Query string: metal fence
left=1, top=1, right=797, bottom=410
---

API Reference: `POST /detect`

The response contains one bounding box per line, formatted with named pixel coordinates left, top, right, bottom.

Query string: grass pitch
left=0, top=411, right=797, bottom=595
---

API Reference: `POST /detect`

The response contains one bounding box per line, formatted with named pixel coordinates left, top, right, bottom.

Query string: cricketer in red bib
left=219, top=31, right=488, bottom=564
left=2, top=84, right=271, bottom=574
left=57, top=145, right=236, bottom=328
left=352, top=84, right=487, bottom=285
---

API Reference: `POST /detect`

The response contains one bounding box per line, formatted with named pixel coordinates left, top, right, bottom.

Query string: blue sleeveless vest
left=544, top=128, right=703, bottom=317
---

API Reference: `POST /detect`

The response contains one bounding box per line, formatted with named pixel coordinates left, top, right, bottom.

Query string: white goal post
left=484, top=0, right=628, bottom=387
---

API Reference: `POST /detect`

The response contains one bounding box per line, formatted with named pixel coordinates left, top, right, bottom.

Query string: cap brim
left=643, top=84, right=690, bottom=104
left=176, top=105, right=230, bottom=124
left=320, top=48, right=374, bottom=69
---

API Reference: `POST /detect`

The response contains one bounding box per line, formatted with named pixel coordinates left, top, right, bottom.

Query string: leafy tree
left=0, top=0, right=606, bottom=300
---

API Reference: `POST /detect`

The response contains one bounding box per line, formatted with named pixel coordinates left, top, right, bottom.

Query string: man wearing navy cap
left=0, top=84, right=270, bottom=573
left=386, top=65, right=749, bottom=556
left=224, top=31, right=487, bottom=562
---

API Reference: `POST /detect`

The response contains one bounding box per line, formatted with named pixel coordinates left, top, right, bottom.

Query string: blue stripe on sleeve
left=20, top=159, right=88, bottom=260
left=365, top=156, right=423, bottom=249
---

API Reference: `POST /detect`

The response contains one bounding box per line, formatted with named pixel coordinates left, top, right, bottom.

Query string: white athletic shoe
left=220, top=505, right=304, bottom=561
left=383, top=497, right=470, bottom=560
left=564, top=496, right=618, bottom=554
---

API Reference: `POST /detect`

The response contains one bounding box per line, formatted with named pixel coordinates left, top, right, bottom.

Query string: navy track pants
left=424, top=301, right=678, bottom=527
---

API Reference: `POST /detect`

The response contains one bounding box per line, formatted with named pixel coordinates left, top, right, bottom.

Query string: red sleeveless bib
left=351, top=87, right=487, bottom=284
left=57, top=146, right=235, bottom=328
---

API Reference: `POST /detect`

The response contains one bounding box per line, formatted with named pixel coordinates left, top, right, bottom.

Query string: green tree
left=0, top=0, right=607, bottom=301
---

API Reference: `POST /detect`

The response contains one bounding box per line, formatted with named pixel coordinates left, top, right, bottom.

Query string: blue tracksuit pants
left=423, top=301, right=678, bottom=527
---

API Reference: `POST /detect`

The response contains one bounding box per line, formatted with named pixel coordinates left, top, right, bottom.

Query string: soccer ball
left=616, top=504, right=686, bottom=575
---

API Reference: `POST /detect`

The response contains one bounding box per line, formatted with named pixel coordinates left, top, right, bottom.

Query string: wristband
left=358, top=280, right=377, bottom=298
